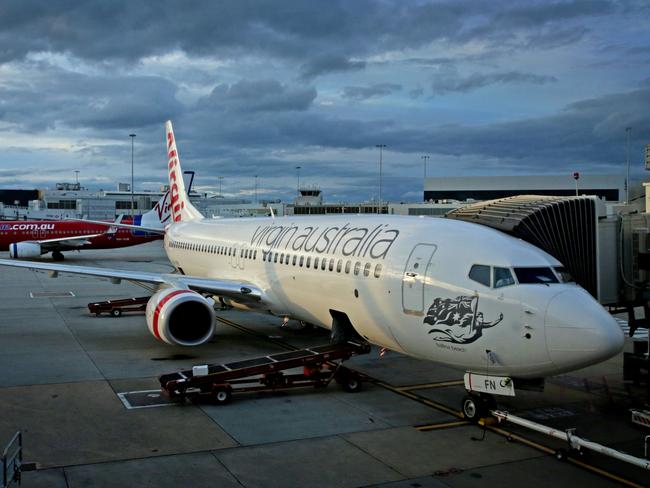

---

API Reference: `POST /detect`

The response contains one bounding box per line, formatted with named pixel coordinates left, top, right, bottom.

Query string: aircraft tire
left=111, top=309, right=122, bottom=317
left=461, top=395, right=481, bottom=423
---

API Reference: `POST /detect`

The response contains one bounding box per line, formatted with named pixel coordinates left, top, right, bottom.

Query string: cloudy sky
left=1, top=0, right=649, bottom=203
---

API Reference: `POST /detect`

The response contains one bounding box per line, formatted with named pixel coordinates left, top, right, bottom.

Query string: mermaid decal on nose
left=424, top=296, right=503, bottom=344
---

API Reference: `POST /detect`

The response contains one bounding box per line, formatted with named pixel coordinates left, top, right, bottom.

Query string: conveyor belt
left=447, top=195, right=598, bottom=297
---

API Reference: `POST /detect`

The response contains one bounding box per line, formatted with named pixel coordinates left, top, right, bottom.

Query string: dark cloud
left=0, top=0, right=628, bottom=69
left=0, top=66, right=183, bottom=132
left=200, top=80, right=316, bottom=113
left=342, top=83, right=402, bottom=101
left=300, top=55, right=366, bottom=80
left=431, top=71, right=557, bottom=95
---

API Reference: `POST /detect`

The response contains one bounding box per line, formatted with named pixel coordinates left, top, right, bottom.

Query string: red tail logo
left=167, top=130, right=184, bottom=222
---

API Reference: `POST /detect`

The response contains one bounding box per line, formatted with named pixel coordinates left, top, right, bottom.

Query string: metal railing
left=2, top=432, right=22, bottom=488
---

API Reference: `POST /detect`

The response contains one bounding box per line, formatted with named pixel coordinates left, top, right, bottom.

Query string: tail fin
left=166, top=120, right=203, bottom=222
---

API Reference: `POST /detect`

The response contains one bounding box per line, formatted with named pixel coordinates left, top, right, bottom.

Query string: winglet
left=166, top=120, right=203, bottom=223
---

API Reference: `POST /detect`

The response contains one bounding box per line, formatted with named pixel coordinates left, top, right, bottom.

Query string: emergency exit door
left=402, top=244, right=437, bottom=314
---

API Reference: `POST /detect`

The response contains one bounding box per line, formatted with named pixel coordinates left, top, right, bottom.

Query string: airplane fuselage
left=165, top=214, right=622, bottom=379
left=0, top=219, right=160, bottom=252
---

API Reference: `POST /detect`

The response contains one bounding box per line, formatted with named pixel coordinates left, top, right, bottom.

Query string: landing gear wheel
left=462, top=393, right=495, bottom=423
left=111, top=309, right=122, bottom=317
left=554, top=449, right=567, bottom=461
left=212, top=386, right=232, bottom=405
left=52, top=251, right=64, bottom=261
left=462, top=395, right=481, bottom=423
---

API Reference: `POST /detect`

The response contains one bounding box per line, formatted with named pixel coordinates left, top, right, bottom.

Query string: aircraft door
left=402, top=244, right=437, bottom=314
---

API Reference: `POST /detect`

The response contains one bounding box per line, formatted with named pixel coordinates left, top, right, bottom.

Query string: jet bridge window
left=469, top=264, right=490, bottom=287
left=494, top=267, right=515, bottom=288
left=514, top=267, right=559, bottom=284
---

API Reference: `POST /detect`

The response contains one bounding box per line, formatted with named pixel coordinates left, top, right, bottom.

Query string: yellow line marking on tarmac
left=215, top=315, right=644, bottom=488
left=397, top=380, right=464, bottom=391
left=416, top=420, right=469, bottom=431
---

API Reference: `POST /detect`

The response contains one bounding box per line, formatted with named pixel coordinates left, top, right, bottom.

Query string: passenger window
left=494, top=267, right=514, bottom=288
left=321, top=258, right=327, bottom=270
left=363, top=263, right=371, bottom=277
left=345, top=261, right=351, bottom=274
left=354, top=262, right=361, bottom=275
left=374, top=264, right=382, bottom=278
left=280, top=253, right=285, bottom=264
left=274, top=253, right=278, bottom=263
left=299, top=256, right=304, bottom=267
left=469, top=264, right=491, bottom=287
left=306, top=256, right=311, bottom=268
left=336, top=259, right=342, bottom=273
left=254, top=250, right=257, bottom=260
left=314, top=257, right=319, bottom=269
left=292, top=255, right=297, bottom=266
left=329, top=259, right=334, bottom=271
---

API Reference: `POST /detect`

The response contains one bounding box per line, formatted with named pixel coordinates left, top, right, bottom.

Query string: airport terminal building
left=424, top=174, right=625, bottom=202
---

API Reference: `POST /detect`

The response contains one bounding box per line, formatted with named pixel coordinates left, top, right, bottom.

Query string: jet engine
left=145, top=288, right=215, bottom=346
left=9, top=242, right=43, bottom=258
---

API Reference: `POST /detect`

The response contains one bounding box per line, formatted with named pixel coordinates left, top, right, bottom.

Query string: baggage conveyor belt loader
left=159, top=341, right=371, bottom=404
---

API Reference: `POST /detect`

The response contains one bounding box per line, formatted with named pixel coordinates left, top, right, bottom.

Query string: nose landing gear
left=461, top=393, right=497, bottom=423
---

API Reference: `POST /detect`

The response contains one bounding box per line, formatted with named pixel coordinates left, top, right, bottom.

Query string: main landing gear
left=461, top=392, right=496, bottom=423
left=52, top=251, right=64, bottom=261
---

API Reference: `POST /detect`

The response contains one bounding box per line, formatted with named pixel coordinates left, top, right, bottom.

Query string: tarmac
left=0, top=241, right=648, bottom=487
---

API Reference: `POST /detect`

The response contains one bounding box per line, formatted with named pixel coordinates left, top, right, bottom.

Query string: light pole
left=376, top=144, right=386, bottom=214
left=254, top=175, right=258, bottom=204
left=129, top=133, right=136, bottom=216
left=218, top=176, right=224, bottom=197
left=296, top=166, right=301, bottom=196
left=625, top=127, right=631, bottom=204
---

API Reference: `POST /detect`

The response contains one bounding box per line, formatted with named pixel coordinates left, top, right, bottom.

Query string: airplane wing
left=0, top=259, right=264, bottom=302
left=65, top=218, right=166, bottom=234
left=37, top=234, right=106, bottom=249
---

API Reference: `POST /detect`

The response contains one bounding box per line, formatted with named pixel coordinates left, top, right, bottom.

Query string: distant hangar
left=424, top=174, right=625, bottom=202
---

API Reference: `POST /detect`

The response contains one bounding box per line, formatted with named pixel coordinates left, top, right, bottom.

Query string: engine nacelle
left=9, top=242, right=43, bottom=258
left=146, top=288, right=215, bottom=346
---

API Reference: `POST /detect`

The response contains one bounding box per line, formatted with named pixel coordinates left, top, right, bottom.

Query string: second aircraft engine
left=145, top=288, right=215, bottom=346
left=9, top=242, right=43, bottom=258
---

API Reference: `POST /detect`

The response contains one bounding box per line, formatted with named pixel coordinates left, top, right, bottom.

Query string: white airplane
left=0, top=121, right=624, bottom=419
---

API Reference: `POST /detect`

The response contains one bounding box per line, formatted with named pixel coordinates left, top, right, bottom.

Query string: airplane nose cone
left=545, top=288, right=624, bottom=372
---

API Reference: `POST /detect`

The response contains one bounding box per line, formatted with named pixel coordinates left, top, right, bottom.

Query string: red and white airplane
left=0, top=121, right=624, bottom=418
left=1, top=191, right=170, bottom=260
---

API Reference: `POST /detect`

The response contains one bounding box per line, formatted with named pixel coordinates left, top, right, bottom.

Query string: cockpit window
left=514, top=267, right=559, bottom=284
left=469, top=264, right=490, bottom=287
left=494, top=267, right=515, bottom=288
left=553, top=266, right=575, bottom=283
